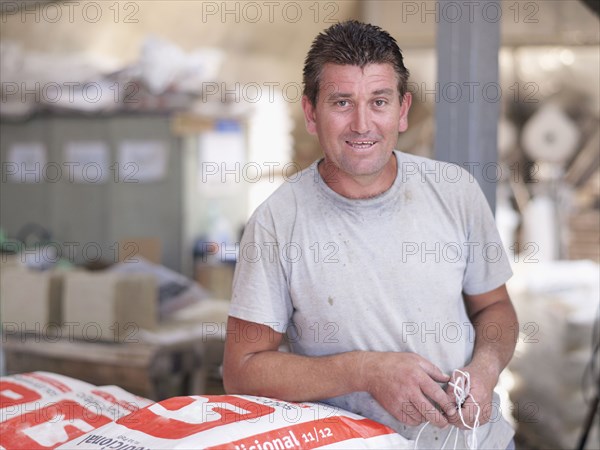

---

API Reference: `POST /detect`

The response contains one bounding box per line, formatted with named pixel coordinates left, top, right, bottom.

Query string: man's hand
left=446, top=284, right=518, bottom=429
left=360, top=352, right=455, bottom=428
left=444, top=363, right=498, bottom=430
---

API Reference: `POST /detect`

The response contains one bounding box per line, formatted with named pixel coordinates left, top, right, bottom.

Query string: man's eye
left=337, top=100, right=349, bottom=107
left=374, top=99, right=387, bottom=107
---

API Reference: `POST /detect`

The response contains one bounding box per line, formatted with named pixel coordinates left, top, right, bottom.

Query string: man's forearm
left=468, top=297, right=519, bottom=379
left=224, top=349, right=366, bottom=401
left=225, top=345, right=454, bottom=428
left=224, top=317, right=455, bottom=427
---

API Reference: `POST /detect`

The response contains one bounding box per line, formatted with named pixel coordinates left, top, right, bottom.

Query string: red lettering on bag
left=117, top=395, right=275, bottom=439
left=0, top=399, right=111, bottom=449
left=207, top=416, right=397, bottom=450
left=0, top=381, right=42, bottom=408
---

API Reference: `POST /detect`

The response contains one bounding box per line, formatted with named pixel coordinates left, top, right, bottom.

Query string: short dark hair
left=303, top=20, right=410, bottom=106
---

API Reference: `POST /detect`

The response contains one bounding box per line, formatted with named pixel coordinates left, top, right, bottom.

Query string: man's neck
left=318, top=154, right=398, bottom=200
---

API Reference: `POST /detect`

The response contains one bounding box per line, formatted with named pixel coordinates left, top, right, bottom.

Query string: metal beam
left=435, top=0, right=501, bottom=212
left=580, top=0, right=600, bottom=16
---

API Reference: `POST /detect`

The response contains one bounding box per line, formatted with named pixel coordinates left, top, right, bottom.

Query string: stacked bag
left=0, top=371, right=153, bottom=449
left=1, top=372, right=414, bottom=449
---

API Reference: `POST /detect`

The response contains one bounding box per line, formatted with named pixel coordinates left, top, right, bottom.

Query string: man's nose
left=349, top=105, right=370, bottom=134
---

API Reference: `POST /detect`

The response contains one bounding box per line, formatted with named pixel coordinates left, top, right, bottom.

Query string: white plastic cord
left=413, top=369, right=481, bottom=450
left=449, top=369, right=480, bottom=449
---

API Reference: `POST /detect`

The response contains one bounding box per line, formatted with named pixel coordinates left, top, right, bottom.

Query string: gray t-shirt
left=229, top=151, right=514, bottom=448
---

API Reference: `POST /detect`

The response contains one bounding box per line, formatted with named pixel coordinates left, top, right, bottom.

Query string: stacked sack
left=0, top=371, right=153, bottom=449
left=58, top=395, right=413, bottom=449
left=1, top=372, right=416, bottom=449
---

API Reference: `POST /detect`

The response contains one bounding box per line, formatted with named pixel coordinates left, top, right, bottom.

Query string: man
left=223, top=20, right=518, bottom=449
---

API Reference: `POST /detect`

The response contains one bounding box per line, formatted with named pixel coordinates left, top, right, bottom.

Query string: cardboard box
left=62, top=272, right=158, bottom=342
left=0, top=268, right=63, bottom=333
left=118, top=237, right=162, bottom=265
left=195, top=264, right=234, bottom=300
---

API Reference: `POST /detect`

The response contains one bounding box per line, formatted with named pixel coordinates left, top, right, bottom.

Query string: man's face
left=302, top=63, right=411, bottom=183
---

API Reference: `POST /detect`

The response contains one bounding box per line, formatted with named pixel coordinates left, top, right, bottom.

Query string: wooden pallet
left=2, top=326, right=207, bottom=401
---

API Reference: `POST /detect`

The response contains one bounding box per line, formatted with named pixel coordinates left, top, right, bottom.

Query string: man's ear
left=398, top=92, right=412, bottom=133
left=302, top=95, right=318, bottom=135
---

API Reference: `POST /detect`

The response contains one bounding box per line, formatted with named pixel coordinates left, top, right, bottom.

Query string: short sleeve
left=462, top=181, right=513, bottom=295
left=228, top=213, right=293, bottom=334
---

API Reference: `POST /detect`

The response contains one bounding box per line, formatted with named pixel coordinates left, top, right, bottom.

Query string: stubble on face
left=304, top=63, right=409, bottom=199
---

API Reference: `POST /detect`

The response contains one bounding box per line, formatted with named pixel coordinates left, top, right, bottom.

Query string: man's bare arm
left=465, top=284, right=519, bottom=378
left=223, top=316, right=362, bottom=400
left=223, top=316, right=454, bottom=427
left=447, top=284, right=518, bottom=427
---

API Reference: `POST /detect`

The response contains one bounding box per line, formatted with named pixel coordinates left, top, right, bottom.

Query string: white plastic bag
left=0, top=372, right=153, bottom=450
left=60, top=394, right=413, bottom=449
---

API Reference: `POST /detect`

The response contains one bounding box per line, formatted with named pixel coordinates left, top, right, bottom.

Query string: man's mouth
left=345, top=140, right=377, bottom=150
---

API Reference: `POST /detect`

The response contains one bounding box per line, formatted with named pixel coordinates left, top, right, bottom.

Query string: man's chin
left=341, top=164, right=388, bottom=179
left=342, top=156, right=394, bottom=177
